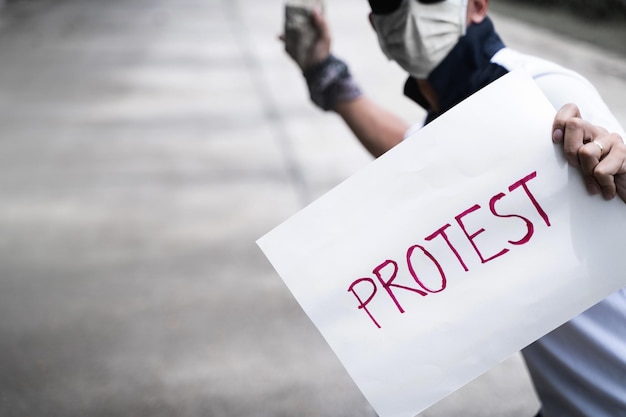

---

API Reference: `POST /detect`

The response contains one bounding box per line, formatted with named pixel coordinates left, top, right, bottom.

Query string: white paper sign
left=257, top=72, right=626, bottom=417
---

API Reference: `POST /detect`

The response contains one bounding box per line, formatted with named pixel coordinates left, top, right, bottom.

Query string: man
left=283, top=0, right=626, bottom=416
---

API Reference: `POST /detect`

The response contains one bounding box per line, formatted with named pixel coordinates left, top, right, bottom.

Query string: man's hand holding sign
left=257, top=72, right=626, bottom=417
left=552, top=103, right=626, bottom=202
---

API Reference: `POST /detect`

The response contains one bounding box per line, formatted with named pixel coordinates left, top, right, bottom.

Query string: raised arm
left=282, top=8, right=408, bottom=158
left=334, top=96, right=408, bottom=158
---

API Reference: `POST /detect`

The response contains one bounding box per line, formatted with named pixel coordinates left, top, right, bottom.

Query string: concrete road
left=0, top=1, right=624, bottom=416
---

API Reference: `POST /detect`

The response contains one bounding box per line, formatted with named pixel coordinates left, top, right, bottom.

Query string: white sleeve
left=492, top=47, right=625, bottom=137
left=534, top=71, right=626, bottom=137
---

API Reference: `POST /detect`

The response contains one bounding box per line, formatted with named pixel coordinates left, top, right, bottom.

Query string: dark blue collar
left=404, top=16, right=507, bottom=124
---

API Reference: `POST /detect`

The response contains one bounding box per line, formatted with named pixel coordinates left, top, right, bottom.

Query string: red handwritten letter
left=456, top=204, right=509, bottom=263
left=406, top=244, right=447, bottom=293
left=348, top=278, right=381, bottom=328
left=425, top=223, right=469, bottom=272
left=489, top=192, right=535, bottom=245
left=509, top=171, right=551, bottom=227
left=373, top=260, right=428, bottom=315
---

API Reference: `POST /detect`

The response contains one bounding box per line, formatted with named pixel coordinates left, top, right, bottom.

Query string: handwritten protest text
left=347, top=171, right=551, bottom=328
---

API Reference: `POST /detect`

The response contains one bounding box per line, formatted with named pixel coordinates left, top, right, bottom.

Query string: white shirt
left=404, top=46, right=626, bottom=417
left=494, top=47, right=626, bottom=417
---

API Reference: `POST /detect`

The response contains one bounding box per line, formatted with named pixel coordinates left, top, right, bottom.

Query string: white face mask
left=371, top=0, right=468, bottom=79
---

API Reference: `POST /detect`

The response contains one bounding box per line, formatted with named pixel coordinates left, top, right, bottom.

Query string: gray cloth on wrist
left=303, top=54, right=363, bottom=111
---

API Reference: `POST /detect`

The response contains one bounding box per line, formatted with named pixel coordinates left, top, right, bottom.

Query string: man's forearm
left=334, top=96, right=408, bottom=158
left=301, top=52, right=408, bottom=158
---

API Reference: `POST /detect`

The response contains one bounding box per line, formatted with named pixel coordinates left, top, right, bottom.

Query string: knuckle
left=578, top=144, right=595, bottom=158
left=594, top=163, right=612, bottom=178
left=564, top=117, right=584, bottom=131
left=557, top=103, right=581, bottom=120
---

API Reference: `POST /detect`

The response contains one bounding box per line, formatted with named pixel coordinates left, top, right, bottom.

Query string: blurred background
left=0, top=0, right=624, bottom=416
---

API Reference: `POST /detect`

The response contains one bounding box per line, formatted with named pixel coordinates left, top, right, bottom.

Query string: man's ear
left=467, top=0, right=489, bottom=25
